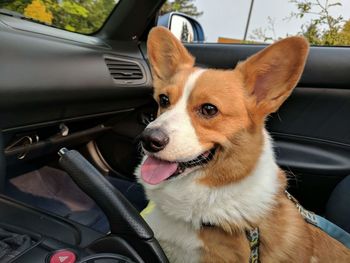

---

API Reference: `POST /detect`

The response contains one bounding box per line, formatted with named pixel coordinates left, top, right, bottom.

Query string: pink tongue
left=141, top=156, right=178, bottom=185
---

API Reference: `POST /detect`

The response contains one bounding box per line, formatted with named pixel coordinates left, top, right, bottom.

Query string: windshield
left=0, top=0, right=120, bottom=34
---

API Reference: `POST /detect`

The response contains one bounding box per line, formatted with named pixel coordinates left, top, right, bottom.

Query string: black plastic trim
left=0, top=195, right=102, bottom=246
left=274, top=137, right=350, bottom=176
left=185, top=43, right=350, bottom=89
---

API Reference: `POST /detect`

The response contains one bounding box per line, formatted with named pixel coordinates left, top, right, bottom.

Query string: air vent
left=105, top=57, right=145, bottom=84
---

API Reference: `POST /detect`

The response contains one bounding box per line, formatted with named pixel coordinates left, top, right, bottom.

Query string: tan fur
left=154, top=68, right=195, bottom=115
left=200, top=172, right=350, bottom=262
left=147, top=27, right=350, bottom=262
left=147, top=27, right=194, bottom=88
left=236, top=36, right=310, bottom=119
left=199, top=227, right=250, bottom=263
left=198, top=126, right=264, bottom=188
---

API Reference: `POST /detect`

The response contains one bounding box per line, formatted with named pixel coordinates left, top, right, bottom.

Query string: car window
left=0, top=0, right=120, bottom=34
left=161, top=0, right=350, bottom=46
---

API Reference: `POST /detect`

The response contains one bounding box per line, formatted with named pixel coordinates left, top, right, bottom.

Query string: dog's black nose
left=141, top=128, right=169, bottom=153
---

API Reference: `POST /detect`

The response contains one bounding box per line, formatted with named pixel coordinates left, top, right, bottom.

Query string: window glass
left=0, top=0, right=120, bottom=34
left=161, top=0, right=350, bottom=46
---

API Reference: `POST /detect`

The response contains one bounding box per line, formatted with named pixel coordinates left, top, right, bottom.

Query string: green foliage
left=0, top=0, right=118, bottom=34
left=160, top=0, right=203, bottom=18
left=1, top=0, right=32, bottom=13
left=339, top=20, right=350, bottom=45
left=251, top=0, right=350, bottom=46
left=61, top=1, right=88, bottom=18
left=289, top=0, right=347, bottom=45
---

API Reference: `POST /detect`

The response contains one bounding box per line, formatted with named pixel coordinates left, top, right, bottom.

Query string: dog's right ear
left=147, top=27, right=194, bottom=83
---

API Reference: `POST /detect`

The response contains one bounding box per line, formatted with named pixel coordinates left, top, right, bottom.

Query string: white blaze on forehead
left=148, top=69, right=206, bottom=162
left=181, top=69, right=206, bottom=102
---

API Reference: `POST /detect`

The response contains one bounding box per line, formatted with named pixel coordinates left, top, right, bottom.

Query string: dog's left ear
left=237, top=37, right=309, bottom=117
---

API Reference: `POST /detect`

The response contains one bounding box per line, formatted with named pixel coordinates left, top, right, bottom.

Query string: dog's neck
left=143, top=129, right=281, bottom=232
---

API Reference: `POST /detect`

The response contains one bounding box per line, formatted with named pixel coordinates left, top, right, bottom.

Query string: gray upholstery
left=326, top=175, right=350, bottom=233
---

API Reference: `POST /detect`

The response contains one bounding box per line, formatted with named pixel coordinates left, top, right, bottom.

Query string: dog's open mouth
left=141, top=148, right=216, bottom=185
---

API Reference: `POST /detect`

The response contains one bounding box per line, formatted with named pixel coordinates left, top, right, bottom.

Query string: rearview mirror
left=158, top=12, right=205, bottom=43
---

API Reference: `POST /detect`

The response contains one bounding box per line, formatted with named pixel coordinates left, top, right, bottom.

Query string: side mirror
left=157, top=12, right=205, bottom=43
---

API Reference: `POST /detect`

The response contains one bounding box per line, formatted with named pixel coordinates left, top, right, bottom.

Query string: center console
left=0, top=196, right=136, bottom=263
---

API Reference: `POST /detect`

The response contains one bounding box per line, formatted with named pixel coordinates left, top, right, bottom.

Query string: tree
left=0, top=0, right=32, bottom=13
left=339, top=20, right=350, bottom=45
left=23, top=0, right=53, bottom=25
left=250, top=16, right=277, bottom=42
left=180, top=22, right=189, bottom=42
left=289, top=0, right=345, bottom=45
left=0, top=0, right=117, bottom=34
left=160, top=0, right=203, bottom=17
left=302, top=23, right=322, bottom=45
left=251, top=0, right=350, bottom=46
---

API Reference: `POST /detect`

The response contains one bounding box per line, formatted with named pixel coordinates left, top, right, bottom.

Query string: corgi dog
left=136, top=27, right=350, bottom=262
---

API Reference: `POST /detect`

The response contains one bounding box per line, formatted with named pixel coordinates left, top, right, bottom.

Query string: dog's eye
left=200, top=104, right=218, bottom=117
left=159, top=94, right=170, bottom=108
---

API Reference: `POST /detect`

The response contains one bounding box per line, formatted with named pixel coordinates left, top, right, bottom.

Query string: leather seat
left=325, top=175, right=350, bottom=233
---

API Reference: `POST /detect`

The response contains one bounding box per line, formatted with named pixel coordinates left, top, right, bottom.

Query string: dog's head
left=140, top=27, right=308, bottom=187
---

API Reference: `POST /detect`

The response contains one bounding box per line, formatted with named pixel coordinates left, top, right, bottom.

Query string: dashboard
left=0, top=14, right=153, bottom=131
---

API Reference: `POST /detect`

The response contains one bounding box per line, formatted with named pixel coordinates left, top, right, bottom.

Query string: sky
left=193, top=0, right=350, bottom=42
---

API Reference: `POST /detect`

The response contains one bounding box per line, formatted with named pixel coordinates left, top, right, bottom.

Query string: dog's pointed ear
left=147, top=27, right=195, bottom=82
left=237, top=37, right=309, bottom=117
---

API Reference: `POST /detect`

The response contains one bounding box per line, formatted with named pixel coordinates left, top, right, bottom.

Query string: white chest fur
left=144, top=206, right=202, bottom=263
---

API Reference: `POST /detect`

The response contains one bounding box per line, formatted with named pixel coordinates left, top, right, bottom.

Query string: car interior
left=0, top=0, right=349, bottom=262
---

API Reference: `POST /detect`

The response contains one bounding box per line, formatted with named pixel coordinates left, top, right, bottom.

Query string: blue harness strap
left=314, top=214, right=350, bottom=248
left=285, top=190, right=350, bottom=249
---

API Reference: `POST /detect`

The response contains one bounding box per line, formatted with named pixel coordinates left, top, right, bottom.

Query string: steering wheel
left=58, top=148, right=168, bottom=263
